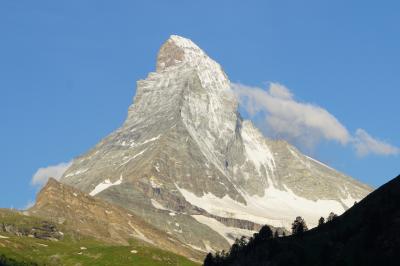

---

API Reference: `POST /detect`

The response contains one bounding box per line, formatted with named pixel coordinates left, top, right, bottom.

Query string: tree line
left=204, top=212, right=338, bottom=266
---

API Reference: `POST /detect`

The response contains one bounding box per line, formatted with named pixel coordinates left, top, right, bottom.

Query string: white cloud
left=232, top=82, right=350, bottom=148
left=31, top=161, right=72, bottom=187
left=232, top=82, right=399, bottom=156
left=354, top=129, right=399, bottom=157
left=268, top=83, right=293, bottom=99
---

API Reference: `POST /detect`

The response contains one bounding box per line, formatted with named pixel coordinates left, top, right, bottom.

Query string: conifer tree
left=318, top=216, right=325, bottom=226
left=291, top=216, right=308, bottom=235
left=327, top=212, right=338, bottom=222
left=204, top=253, right=215, bottom=266
left=256, top=225, right=273, bottom=241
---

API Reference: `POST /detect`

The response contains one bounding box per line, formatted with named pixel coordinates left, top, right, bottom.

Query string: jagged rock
left=0, top=220, right=62, bottom=241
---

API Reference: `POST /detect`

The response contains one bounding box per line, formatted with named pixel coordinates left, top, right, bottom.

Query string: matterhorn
left=60, top=35, right=371, bottom=252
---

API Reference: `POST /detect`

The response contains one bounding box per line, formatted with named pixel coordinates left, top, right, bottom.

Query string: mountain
left=204, top=174, right=400, bottom=266
left=60, top=35, right=372, bottom=252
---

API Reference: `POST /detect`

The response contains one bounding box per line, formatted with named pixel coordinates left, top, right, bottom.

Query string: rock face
left=0, top=210, right=63, bottom=241
left=60, top=35, right=372, bottom=252
left=28, top=178, right=201, bottom=260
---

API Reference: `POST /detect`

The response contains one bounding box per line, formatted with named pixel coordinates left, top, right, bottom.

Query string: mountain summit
left=156, top=35, right=210, bottom=71
left=60, top=35, right=372, bottom=252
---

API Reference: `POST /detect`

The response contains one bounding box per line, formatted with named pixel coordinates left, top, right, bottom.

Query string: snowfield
left=178, top=184, right=357, bottom=229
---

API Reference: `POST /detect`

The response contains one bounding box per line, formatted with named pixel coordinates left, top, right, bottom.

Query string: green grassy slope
left=0, top=209, right=199, bottom=266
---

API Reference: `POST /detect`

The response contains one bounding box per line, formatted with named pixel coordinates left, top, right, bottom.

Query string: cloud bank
left=232, top=82, right=399, bottom=157
left=31, top=161, right=72, bottom=187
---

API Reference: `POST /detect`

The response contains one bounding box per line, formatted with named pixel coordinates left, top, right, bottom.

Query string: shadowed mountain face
left=205, top=174, right=400, bottom=266
left=59, top=35, right=371, bottom=252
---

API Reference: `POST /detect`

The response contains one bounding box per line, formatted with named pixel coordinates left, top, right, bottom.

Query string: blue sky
left=1, top=0, right=399, bottom=209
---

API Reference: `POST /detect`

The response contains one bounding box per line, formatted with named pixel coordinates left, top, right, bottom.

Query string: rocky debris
left=0, top=220, right=63, bottom=241
left=32, top=221, right=63, bottom=241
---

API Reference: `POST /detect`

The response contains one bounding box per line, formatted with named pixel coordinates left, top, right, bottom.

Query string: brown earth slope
left=28, top=178, right=203, bottom=261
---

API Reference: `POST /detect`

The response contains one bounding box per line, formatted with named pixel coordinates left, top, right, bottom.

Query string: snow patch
left=288, top=147, right=300, bottom=159
left=140, top=135, right=161, bottom=145
left=341, top=194, right=358, bottom=207
left=89, top=176, right=123, bottom=196
left=305, top=155, right=335, bottom=171
left=151, top=199, right=168, bottom=211
left=204, top=243, right=215, bottom=253
left=128, top=221, right=154, bottom=244
left=120, top=149, right=147, bottom=166
left=186, top=243, right=206, bottom=252
left=241, top=121, right=275, bottom=174
left=64, top=168, right=88, bottom=177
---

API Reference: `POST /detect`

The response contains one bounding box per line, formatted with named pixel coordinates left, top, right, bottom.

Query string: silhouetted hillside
left=205, top=174, right=400, bottom=266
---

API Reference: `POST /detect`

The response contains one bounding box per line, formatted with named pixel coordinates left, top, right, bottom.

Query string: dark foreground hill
left=205, top=174, right=400, bottom=266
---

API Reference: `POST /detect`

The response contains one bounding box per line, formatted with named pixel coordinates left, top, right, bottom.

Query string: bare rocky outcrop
left=28, top=178, right=203, bottom=260
left=0, top=220, right=63, bottom=241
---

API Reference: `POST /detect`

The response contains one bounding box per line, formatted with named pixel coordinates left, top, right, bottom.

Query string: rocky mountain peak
left=153, top=35, right=231, bottom=97
left=125, top=36, right=238, bottom=154
left=60, top=36, right=372, bottom=253
left=156, top=35, right=206, bottom=72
